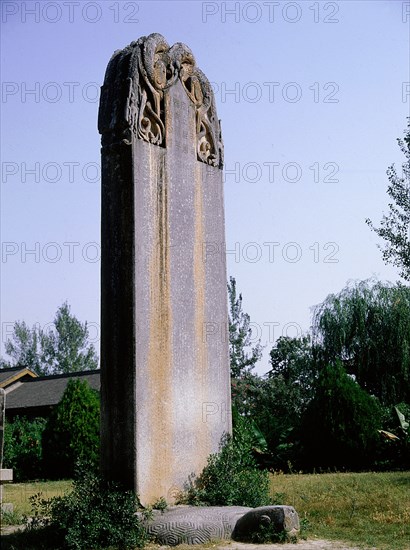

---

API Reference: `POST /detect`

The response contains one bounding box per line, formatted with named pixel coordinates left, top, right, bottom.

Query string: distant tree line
left=228, top=276, right=410, bottom=472
left=3, top=276, right=410, bottom=480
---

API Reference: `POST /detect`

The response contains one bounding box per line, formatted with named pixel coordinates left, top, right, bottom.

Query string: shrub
left=42, top=379, right=100, bottom=479
left=300, top=362, right=382, bottom=470
left=180, top=416, right=271, bottom=507
left=23, top=463, right=147, bottom=550
left=3, top=416, right=46, bottom=481
left=376, top=402, right=410, bottom=469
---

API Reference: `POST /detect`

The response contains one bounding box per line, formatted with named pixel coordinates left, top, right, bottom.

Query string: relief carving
left=98, top=33, right=223, bottom=168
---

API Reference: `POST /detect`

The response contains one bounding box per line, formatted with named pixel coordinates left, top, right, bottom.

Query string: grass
left=2, top=480, right=72, bottom=519
left=270, top=470, right=410, bottom=550
left=1, top=473, right=409, bottom=549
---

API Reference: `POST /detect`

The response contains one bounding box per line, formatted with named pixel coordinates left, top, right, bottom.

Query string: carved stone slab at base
left=142, top=506, right=250, bottom=545
left=232, top=505, right=300, bottom=541
left=141, top=505, right=300, bottom=545
left=99, top=34, right=231, bottom=505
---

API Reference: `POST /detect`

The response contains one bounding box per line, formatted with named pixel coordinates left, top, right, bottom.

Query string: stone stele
left=98, top=34, right=231, bottom=505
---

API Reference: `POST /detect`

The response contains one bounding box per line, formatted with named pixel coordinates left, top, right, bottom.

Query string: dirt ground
left=0, top=527, right=376, bottom=550
left=153, top=540, right=375, bottom=550
left=214, top=541, right=374, bottom=550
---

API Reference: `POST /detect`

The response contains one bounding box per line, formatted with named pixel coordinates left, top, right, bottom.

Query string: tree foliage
left=228, top=276, right=262, bottom=378
left=228, top=277, right=264, bottom=420
left=4, top=321, right=44, bottom=374
left=366, top=120, right=410, bottom=280
left=251, top=336, right=316, bottom=469
left=42, top=379, right=100, bottom=479
left=312, top=279, right=410, bottom=405
left=300, top=362, right=382, bottom=470
left=4, top=302, right=98, bottom=375
left=3, top=416, right=47, bottom=481
left=268, top=335, right=316, bottom=400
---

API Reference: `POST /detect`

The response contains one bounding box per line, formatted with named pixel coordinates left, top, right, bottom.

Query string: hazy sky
left=1, top=0, right=409, bottom=373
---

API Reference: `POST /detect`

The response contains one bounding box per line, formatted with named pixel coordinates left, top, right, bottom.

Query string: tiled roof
left=5, top=370, right=100, bottom=410
left=0, top=366, right=37, bottom=387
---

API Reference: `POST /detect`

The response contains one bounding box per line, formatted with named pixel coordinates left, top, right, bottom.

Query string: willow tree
left=312, top=279, right=410, bottom=405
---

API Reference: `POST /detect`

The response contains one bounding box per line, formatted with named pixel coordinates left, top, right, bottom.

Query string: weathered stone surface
left=140, top=506, right=251, bottom=545
left=99, top=34, right=230, bottom=505
left=232, top=506, right=300, bottom=541
left=141, top=505, right=300, bottom=545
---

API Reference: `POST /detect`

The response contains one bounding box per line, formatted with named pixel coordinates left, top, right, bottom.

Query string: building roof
left=0, top=366, right=37, bottom=388
left=5, top=370, right=100, bottom=411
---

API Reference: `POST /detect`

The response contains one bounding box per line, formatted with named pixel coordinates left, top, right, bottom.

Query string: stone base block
left=141, top=505, right=300, bottom=545
left=0, top=469, right=13, bottom=482
left=232, top=505, right=300, bottom=541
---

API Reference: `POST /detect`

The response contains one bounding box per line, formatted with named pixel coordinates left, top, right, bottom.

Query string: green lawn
left=2, top=472, right=409, bottom=549
left=3, top=480, right=72, bottom=517
left=270, top=471, right=410, bottom=549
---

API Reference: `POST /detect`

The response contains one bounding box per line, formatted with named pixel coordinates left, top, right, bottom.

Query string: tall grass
left=271, top=471, right=410, bottom=550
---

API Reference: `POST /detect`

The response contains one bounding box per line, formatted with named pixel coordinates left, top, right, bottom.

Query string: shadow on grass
left=1, top=526, right=63, bottom=550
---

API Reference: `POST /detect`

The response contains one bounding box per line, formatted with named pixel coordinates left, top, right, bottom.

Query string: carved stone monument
left=98, top=34, right=231, bottom=504
left=141, top=505, right=300, bottom=545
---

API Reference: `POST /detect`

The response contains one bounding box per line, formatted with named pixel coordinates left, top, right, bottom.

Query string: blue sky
left=1, top=0, right=409, bottom=373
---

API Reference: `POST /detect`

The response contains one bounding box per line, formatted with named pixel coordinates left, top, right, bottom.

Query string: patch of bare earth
left=153, top=540, right=376, bottom=550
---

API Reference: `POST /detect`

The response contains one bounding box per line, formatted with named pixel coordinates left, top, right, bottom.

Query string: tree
left=4, top=302, right=98, bottom=375
left=4, top=321, right=44, bottom=374
left=41, top=303, right=98, bottom=374
left=366, top=120, right=410, bottom=280
left=228, top=276, right=262, bottom=378
left=300, top=362, right=382, bottom=471
left=42, top=378, right=100, bottom=479
left=0, top=357, right=12, bottom=369
left=268, top=335, right=316, bottom=398
left=228, top=277, right=263, bottom=417
left=312, top=279, right=410, bottom=405
left=253, top=336, right=316, bottom=469
left=3, top=416, right=47, bottom=481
